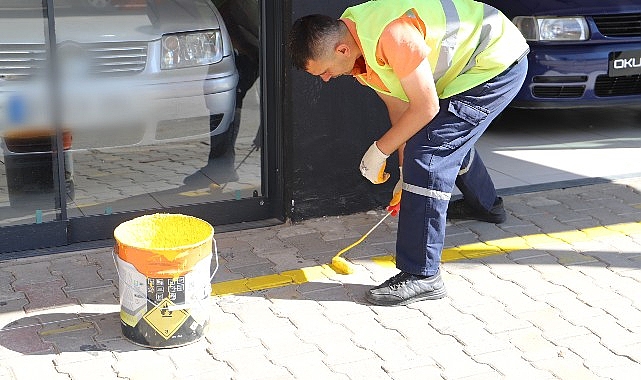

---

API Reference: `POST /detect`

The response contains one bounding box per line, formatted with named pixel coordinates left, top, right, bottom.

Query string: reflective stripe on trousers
left=395, top=58, right=528, bottom=276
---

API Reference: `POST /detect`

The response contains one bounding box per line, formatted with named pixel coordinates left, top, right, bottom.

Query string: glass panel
left=0, top=1, right=64, bottom=227
left=45, top=0, right=262, bottom=218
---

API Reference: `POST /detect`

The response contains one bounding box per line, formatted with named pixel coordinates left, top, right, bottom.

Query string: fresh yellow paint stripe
left=210, top=221, right=641, bottom=296
left=372, top=255, right=396, bottom=268
left=210, top=265, right=336, bottom=296
left=606, top=222, right=641, bottom=235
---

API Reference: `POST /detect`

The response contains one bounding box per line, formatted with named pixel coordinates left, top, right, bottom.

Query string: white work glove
left=359, top=141, right=390, bottom=184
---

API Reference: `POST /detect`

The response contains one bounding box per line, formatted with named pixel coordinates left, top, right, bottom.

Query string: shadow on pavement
left=0, top=312, right=143, bottom=355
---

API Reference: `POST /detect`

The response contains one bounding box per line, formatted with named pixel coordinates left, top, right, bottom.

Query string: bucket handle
left=112, top=237, right=220, bottom=311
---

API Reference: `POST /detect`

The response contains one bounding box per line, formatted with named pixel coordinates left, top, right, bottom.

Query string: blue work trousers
left=396, top=58, right=528, bottom=276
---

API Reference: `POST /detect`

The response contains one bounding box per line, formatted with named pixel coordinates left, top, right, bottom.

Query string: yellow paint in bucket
left=114, top=213, right=214, bottom=278
left=113, top=213, right=215, bottom=348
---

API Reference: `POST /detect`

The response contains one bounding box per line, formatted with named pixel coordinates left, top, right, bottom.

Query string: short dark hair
left=287, top=14, right=344, bottom=70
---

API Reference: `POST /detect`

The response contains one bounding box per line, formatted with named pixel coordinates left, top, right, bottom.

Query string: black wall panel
left=285, top=0, right=399, bottom=221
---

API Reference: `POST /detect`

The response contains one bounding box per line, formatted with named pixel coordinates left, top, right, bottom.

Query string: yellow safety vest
left=341, top=0, right=529, bottom=100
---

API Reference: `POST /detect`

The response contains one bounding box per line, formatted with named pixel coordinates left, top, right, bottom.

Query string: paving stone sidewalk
left=1, top=178, right=641, bottom=380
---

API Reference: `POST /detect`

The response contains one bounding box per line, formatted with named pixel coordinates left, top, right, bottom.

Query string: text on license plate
left=609, top=49, right=641, bottom=77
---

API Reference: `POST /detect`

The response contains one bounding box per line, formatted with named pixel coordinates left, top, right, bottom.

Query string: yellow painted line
left=39, top=322, right=94, bottom=336
left=521, top=233, right=565, bottom=247
left=548, top=230, right=591, bottom=244
left=372, top=255, right=396, bottom=268
left=211, top=278, right=250, bottom=296
left=606, top=222, right=641, bottom=235
left=247, top=274, right=293, bottom=291
left=485, top=235, right=530, bottom=251
left=282, top=265, right=336, bottom=284
left=210, top=221, right=641, bottom=297
left=210, top=265, right=335, bottom=296
left=180, top=188, right=212, bottom=197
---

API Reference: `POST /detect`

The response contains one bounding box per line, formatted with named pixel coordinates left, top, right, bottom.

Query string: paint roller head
left=330, top=256, right=354, bottom=275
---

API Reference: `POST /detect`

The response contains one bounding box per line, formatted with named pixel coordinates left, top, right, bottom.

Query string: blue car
left=484, top=0, right=641, bottom=108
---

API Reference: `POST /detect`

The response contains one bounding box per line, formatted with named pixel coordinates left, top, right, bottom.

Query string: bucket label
left=183, top=257, right=211, bottom=325
left=143, top=298, right=190, bottom=340
left=116, top=249, right=213, bottom=346
left=147, top=277, right=185, bottom=305
left=117, top=257, right=147, bottom=327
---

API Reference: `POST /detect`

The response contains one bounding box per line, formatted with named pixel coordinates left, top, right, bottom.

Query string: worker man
left=287, top=0, right=529, bottom=306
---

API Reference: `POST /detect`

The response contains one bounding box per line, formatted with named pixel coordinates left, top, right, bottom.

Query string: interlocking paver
left=39, top=319, right=99, bottom=353
left=84, top=250, right=119, bottom=283
left=533, top=351, right=608, bottom=380
left=330, top=357, right=391, bottom=380
left=64, top=285, right=118, bottom=306
left=555, top=333, right=639, bottom=376
left=214, top=345, right=292, bottom=380
left=113, top=348, right=179, bottom=380
left=428, top=342, right=497, bottom=379
left=9, top=261, right=60, bottom=287
left=91, top=312, right=126, bottom=343
left=0, top=298, right=28, bottom=330
left=387, top=364, right=445, bottom=380
left=314, top=334, right=378, bottom=366
left=444, top=228, right=482, bottom=247
left=473, top=348, right=557, bottom=379
left=270, top=350, right=348, bottom=380
left=595, top=364, right=641, bottom=380
left=157, top=340, right=235, bottom=379
left=6, top=355, right=69, bottom=380
left=13, top=278, right=79, bottom=312
left=0, top=321, right=56, bottom=357
left=581, top=314, right=641, bottom=350
left=447, top=318, right=513, bottom=356
left=283, top=232, right=341, bottom=261
left=54, top=353, right=119, bottom=380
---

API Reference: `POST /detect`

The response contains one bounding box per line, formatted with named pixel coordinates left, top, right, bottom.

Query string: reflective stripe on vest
left=432, top=0, right=459, bottom=83
left=458, top=4, right=502, bottom=76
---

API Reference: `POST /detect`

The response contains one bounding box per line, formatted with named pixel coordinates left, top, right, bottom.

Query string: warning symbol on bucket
left=143, top=298, right=189, bottom=340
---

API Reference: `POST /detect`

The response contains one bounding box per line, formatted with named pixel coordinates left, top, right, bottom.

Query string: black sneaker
left=366, top=270, right=447, bottom=306
left=447, top=197, right=507, bottom=224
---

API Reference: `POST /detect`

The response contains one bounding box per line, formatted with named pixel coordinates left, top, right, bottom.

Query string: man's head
left=287, top=14, right=359, bottom=82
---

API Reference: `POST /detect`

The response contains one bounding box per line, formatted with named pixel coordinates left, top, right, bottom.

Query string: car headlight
left=161, top=30, right=223, bottom=69
left=513, top=16, right=589, bottom=41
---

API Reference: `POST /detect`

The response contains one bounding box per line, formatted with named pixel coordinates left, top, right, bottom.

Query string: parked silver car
left=0, top=0, right=239, bottom=158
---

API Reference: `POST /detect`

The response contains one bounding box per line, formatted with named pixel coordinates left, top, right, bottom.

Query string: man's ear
left=336, top=43, right=349, bottom=56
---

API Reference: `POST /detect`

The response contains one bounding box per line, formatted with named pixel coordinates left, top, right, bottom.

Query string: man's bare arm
left=375, top=58, right=440, bottom=156
left=378, top=91, right=408, bottom=166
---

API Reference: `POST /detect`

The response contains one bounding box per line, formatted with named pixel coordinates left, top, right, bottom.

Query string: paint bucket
left=113, top=213, right=217, bottom=348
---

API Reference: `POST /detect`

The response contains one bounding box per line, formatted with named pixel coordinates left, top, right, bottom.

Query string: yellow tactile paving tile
left=210, top=221, right=641, bottom=297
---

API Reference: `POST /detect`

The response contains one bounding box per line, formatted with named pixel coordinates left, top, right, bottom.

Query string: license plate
left=608, top=49, right=641, bottom=77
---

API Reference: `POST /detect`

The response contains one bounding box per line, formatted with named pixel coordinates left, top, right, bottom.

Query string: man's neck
left=339, top=19, right=363, bottom=60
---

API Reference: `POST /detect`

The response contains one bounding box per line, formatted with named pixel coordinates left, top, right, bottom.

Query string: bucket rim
left=114, top=213, right=214, bottom=252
